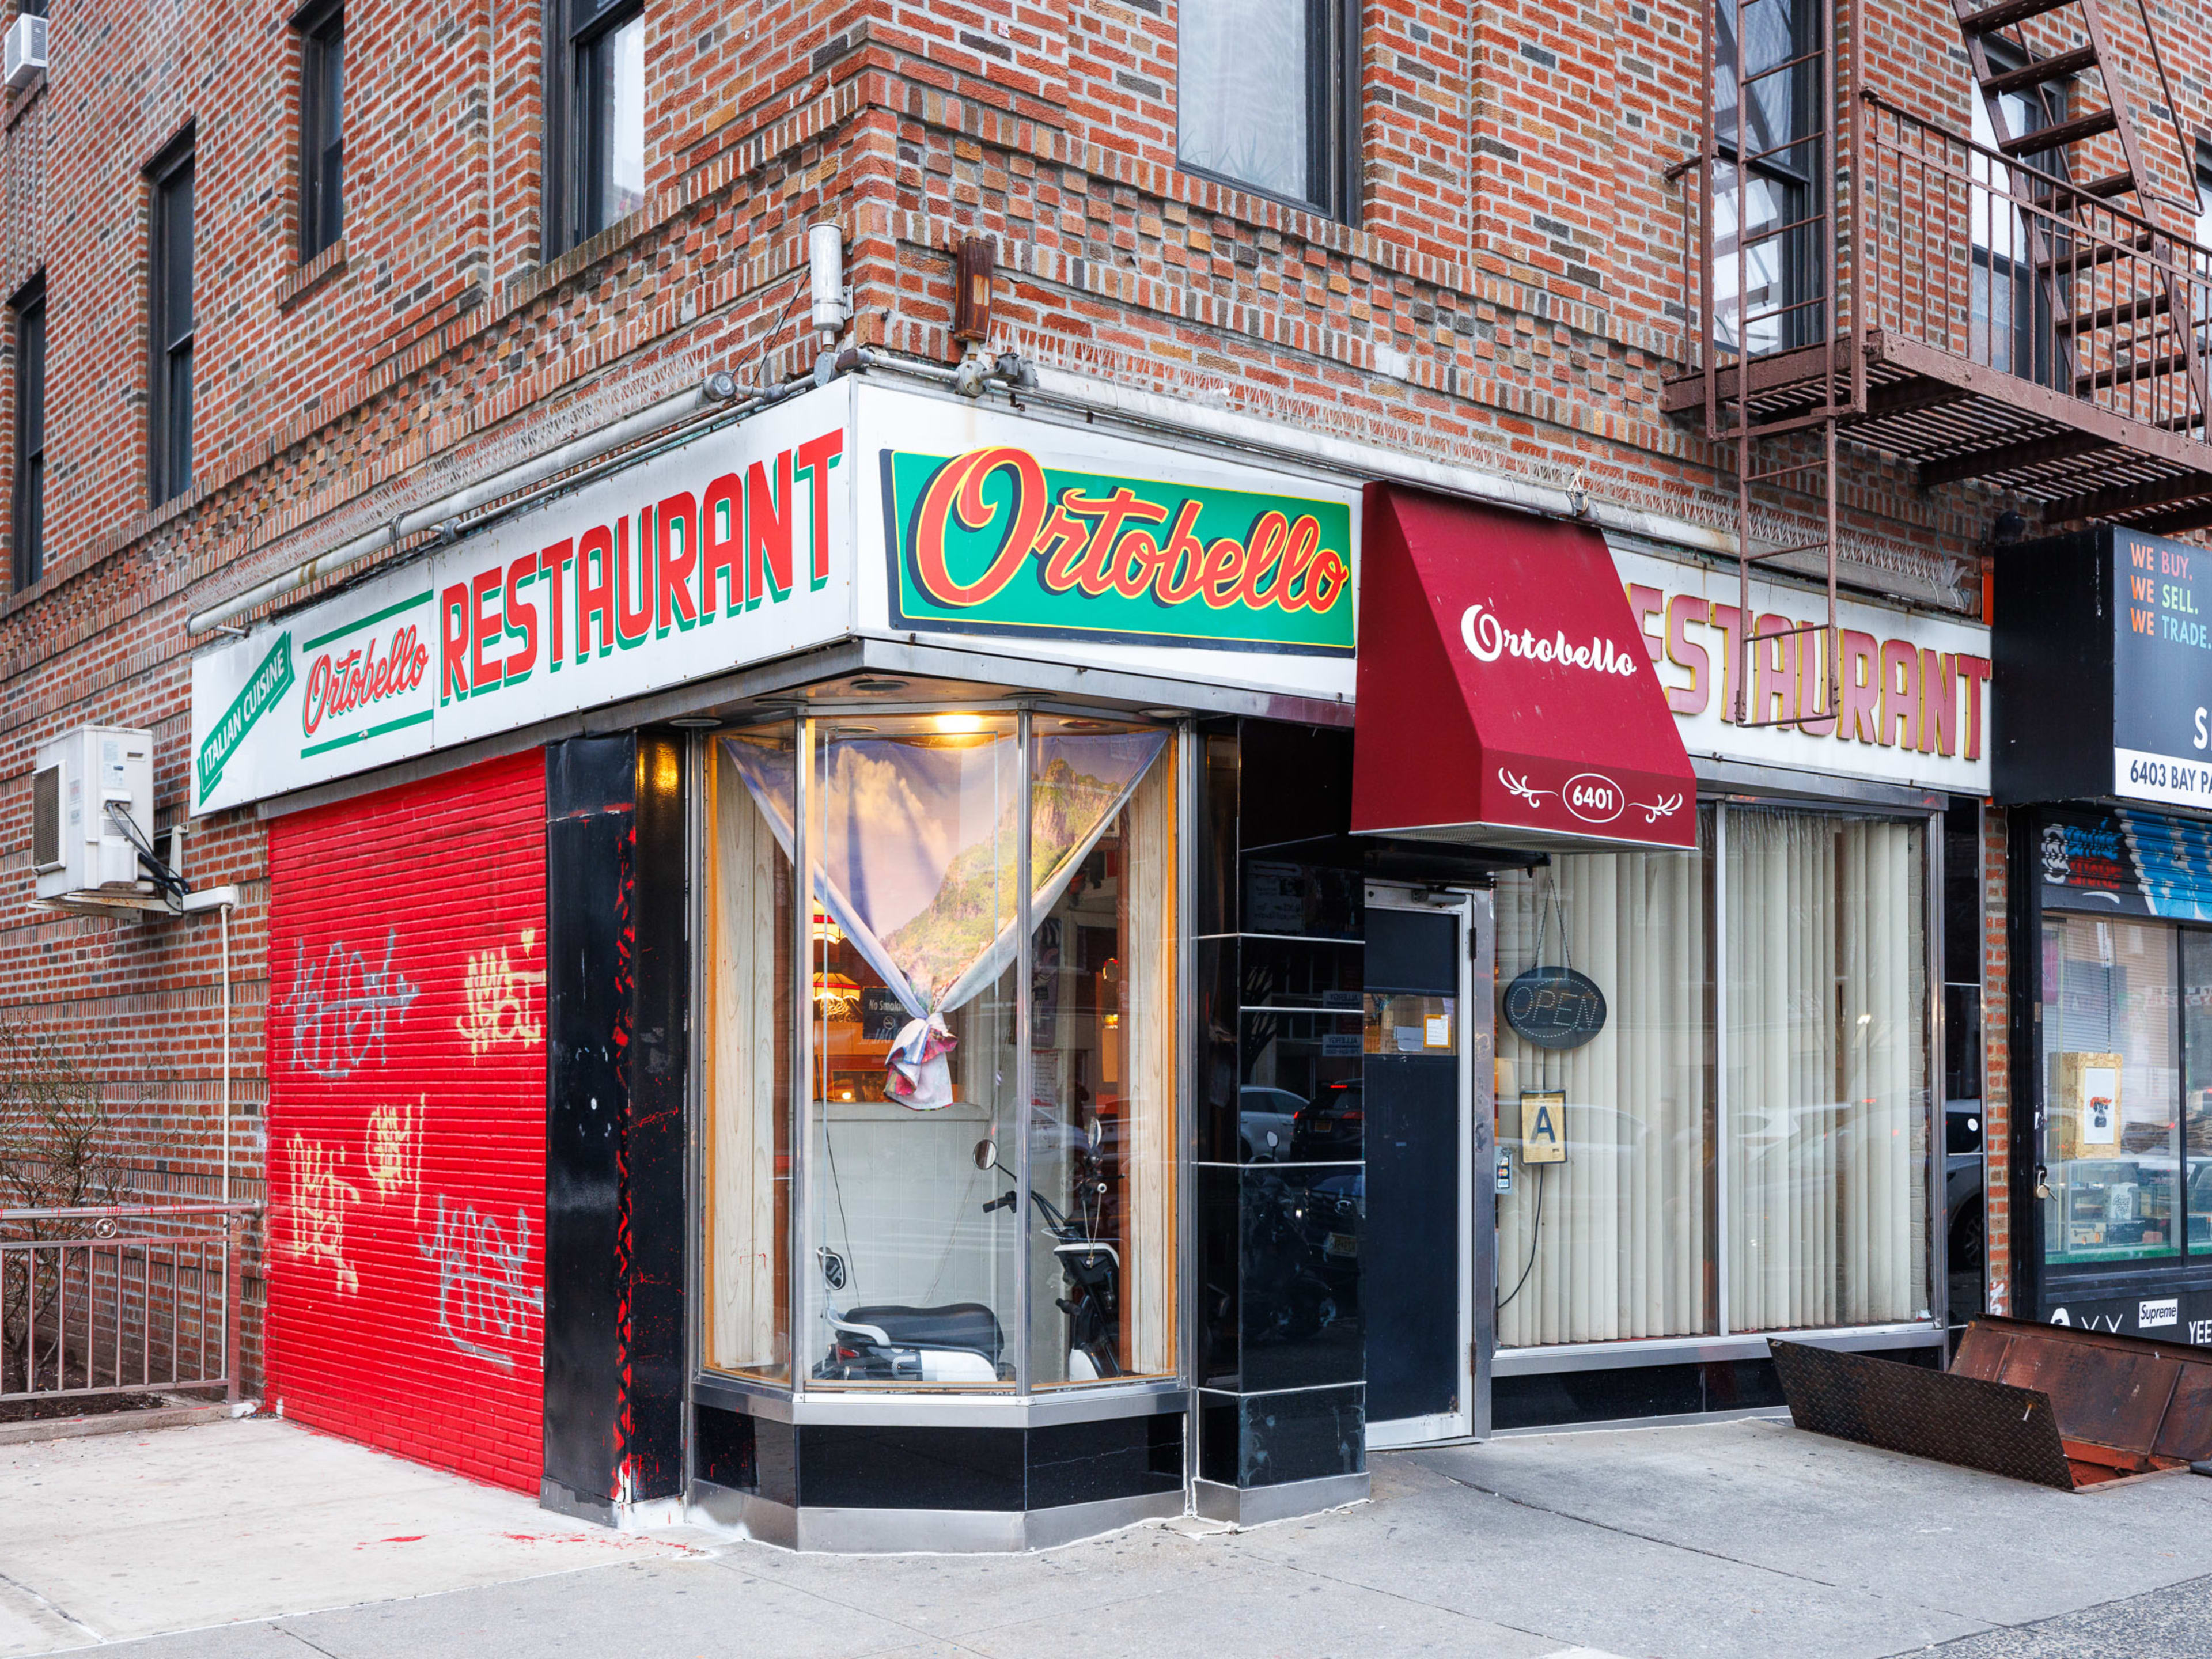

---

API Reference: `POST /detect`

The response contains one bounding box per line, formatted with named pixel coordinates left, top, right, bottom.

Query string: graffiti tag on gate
left=416, top=1193, right=543, bottom=1370
left=283, top=1135, right=361, bottom=1294
left=363, top=1096, right=425, bottom=1221
left=457, top=928, right=546, bottom=1058
left=291, top=931, right=422, bottom=1078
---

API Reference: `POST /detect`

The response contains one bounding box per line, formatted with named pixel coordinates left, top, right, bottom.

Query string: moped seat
left=844, top=1302, right=1004, bottom=1362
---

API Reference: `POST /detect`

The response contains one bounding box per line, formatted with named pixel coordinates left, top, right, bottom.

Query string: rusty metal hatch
left=1772, top=1317, right=2212, bottom=1491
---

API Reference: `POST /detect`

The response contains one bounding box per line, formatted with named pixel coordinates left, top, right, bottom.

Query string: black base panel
left=1493, top=1358, right=1793, bottom=1430
left=692, top=1407, right=1184, bottom=1513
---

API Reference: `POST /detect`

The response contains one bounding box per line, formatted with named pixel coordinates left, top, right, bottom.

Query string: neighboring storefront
left=191, top=369, right=1994, bottom=1547
left=1996, top=525, right=2212, bottom=1346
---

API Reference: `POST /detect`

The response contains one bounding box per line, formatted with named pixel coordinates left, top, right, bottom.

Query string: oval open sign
left=1501, top=965, right=1608, bottom=1051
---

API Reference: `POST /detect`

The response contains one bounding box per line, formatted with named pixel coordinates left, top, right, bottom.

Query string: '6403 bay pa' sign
left=191, top=382, right=1362, bottom=814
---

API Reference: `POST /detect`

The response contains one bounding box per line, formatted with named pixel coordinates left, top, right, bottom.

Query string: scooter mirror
left=974, top=1138, right=998, bottom=1172
left=1085, top=1116, right=1103, bottom=1152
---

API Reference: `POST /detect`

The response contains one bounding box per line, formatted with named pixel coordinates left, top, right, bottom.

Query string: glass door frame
left=1363, top=883, right=1493, bottom=1449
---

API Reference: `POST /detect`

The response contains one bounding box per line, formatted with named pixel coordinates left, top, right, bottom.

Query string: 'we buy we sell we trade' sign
left=191, top=381, right=1363, bottom=813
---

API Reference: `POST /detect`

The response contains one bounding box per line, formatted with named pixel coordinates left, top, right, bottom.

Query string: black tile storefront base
left=691, top=1404, right=1184, bottom=1513
left=1198, top=1384, right=1365, bottom=1487
left=1491, top=1350, right=1936, bottom=1431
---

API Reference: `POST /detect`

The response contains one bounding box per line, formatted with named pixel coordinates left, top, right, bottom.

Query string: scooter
left=816, top=1130, right=1123, bottom=1384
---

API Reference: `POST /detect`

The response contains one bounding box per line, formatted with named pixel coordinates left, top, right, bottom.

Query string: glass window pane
left=1177, top=0, right=1310, bottom=204
left=703, top=733, right=795, bottom=1382
left=589, top=13, right=646, bottom=232
left=786, top=714, right=1025, bottom=1391
left=1726, top=810, right=1930, bottom=1331
left=2188, top=932, right=2212, bottom=1254
left=1495, top=812, right=1714, bottom=1347
left=1026, top=721, right=1177, bottom=1387
left=2043, top=915, right=2180, bottom=1264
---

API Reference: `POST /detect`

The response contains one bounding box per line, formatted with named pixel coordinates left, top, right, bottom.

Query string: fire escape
left=1668, top=0, right=2212, bottom=719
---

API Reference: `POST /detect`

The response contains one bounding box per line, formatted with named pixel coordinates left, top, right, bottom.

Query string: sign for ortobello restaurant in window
left=191, top=381, right=1362, bottom=814
left=1611, top=543, right=1993, bottom=796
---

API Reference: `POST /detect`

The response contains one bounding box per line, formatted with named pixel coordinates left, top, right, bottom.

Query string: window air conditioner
left=32, top=726, right=156, bottom=904
left=5, top=14, right=47, bottom=90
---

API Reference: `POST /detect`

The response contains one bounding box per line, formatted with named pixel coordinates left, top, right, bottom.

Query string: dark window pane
left=302, top=15, right=345, bottom=256
left=13, top=291, right=42, bottom=589
left=151, top=151, right=194, bottom=502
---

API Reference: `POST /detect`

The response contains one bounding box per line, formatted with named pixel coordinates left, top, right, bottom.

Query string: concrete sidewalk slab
left=0, top=1416, right=685, bottom=1656
left=10, top=1413, right=2212, bottom=1658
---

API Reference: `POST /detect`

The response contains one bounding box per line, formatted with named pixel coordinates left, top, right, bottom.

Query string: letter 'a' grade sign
left=192, top=382, right=1361, bottom=815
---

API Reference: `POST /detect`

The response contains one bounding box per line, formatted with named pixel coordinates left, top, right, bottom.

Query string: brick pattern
left=264, top=750, right=546, bottom=1494
left=10, top=0, right=2200, bottom=1414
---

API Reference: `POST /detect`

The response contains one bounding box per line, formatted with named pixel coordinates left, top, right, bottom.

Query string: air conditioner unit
left=32, top=726, right=156, bottom=905
left=4, top=14, right=46, bottom=91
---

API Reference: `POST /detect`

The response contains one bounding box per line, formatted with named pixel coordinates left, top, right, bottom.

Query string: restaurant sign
left=1613, top=543, right=1993, bottom=796
left=881, top=446, right=1355, bottom=654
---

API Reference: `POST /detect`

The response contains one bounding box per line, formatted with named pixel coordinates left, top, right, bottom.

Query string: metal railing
left=1860, top=92, right=2211, bottom=437
left=1, top=1203, right=255, bottom=1407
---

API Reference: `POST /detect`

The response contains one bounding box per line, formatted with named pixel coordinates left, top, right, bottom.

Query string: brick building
left=3, top=0, right=2208, bottom=1545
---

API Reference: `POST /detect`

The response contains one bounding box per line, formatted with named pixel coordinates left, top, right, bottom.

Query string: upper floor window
left=149, top=135, right=195, bottom=505
left=554, top=0, right=644, bottom=252
left=298, top=0, right=345, bottom=260
left=1177, top=0, right=1357, bottom=220
left=12, top=274, right=43, bottom=592
left=1710, top=0, right=1823, bottom=356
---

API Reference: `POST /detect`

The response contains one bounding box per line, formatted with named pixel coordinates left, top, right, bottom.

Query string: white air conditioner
left=4, top=14, right=46, bottom=90
left=32, top=726, right=156, bottom=905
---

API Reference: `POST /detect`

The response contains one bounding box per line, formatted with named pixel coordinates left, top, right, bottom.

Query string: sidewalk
left=6, top=1411, right=2211, bottom=1658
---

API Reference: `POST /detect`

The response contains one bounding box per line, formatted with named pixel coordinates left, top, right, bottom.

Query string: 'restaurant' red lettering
left=794, top=430, right=844, bottom=588
left=440, top=584, right=470, bottom=703
left=469, top=566, right=503, bottom=691
left=537, top=539, right=574, bottom=667
left=658, top=492, right=698, bottom=633
left=576, top=525, right=616, bottom=657
left=504, top=555, right=540, bottom=681
left=701, top=474, right=743, bottom=616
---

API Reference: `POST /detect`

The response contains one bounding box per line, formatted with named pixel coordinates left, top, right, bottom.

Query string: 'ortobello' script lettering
left=1460, top=603, right=1641, bottom=677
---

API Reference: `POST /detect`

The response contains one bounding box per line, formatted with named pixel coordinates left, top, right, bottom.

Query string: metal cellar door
left=1363, top=885, right=1493, bottom=1449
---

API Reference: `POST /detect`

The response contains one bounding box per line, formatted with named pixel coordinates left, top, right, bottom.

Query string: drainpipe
left=180, top=886, right=241, bottom=1202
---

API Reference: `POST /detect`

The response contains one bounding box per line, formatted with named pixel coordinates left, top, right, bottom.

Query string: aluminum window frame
left=146, top=131, right=195, bottom=507
left=297, top=0, right=346, bottom=262
left=12, top=272, right=44, bottom=592
left=1174, top=0, right=1361, bottom=224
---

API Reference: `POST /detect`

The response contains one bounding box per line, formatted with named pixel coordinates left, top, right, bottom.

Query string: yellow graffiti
left=364, top=1096, right=425, bottom=1221
left=284, top=1134, right=361, bottom=1295
left=458, top=927, right=546, bottom=1059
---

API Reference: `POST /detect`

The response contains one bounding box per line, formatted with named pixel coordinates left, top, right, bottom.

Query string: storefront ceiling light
left=932, top=714, right=987, bottom=734
left=847, top=677, right=909, bottom=694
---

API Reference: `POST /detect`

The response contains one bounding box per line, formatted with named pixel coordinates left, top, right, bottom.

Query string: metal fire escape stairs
left=1954, top=0, right=2206, bottom=434
left=1689, top=0, right=2209, bottom=727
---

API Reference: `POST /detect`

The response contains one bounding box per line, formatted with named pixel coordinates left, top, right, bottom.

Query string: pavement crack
left=274, top=1626, right=350, bottom=1659
left=0, top=1566, right=102, bottom=1643
left=1424, top=1465, right=1847, bottom=1593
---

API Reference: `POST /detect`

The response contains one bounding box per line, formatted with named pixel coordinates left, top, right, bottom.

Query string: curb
left=0, top=1397, right=257, bottom=1446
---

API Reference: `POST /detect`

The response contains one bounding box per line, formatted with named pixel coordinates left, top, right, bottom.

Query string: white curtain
left=1121, top=743, right=1178, bottom=1376
left=705, top=742, right=787, bottom=1377
left=1176, top=0, right=1310, bottom=202
left=725, top=729, right=1165, bottom=1027
left=1496, top=834, right=1710, bottom=1349
left=1726, top=812, right=1926, bottom=1331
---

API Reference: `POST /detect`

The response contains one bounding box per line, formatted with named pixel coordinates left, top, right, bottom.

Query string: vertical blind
left=1498, top=805, right=1930, bottom=1349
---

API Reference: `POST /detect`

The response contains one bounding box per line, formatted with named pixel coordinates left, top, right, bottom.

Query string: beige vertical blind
left=1122, top=748, right=1180, bottom=1376
left=1496, top=836, right=1711, bottom=1349
left=1725, top=812, right=1926, bottom=1332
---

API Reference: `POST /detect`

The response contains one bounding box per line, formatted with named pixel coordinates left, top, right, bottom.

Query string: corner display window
left=706, top=714, right=1179, bottom=1393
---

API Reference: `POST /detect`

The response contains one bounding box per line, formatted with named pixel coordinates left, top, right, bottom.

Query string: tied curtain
left=1725, top=811, right=1926, bottom=1331
left=725, top=728, right=1168, bottom=1041
left=1495, top=839, right=1710, bottom=1349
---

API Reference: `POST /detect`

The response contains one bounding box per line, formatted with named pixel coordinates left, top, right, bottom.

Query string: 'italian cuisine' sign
left=191, top=382, right=1362, bottom=814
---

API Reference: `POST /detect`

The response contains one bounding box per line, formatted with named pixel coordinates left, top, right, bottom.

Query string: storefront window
left=1495, top=804, right=1934, bottom=1349
left=709, top=712, right=1178, bottom=1392
left=1495, top=819, right=1715, bottom=1347
left=1025, top=719, right=1179, bottom=1387
left=703, top=728, right=796, bottom=1381
left=1725, top=810, right=1929, bottom=1330
left=2041, top=916, right=2180, bottom=1264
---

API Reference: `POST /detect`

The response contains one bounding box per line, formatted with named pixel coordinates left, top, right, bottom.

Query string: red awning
left=1352, top=487, right=1698, bottom=852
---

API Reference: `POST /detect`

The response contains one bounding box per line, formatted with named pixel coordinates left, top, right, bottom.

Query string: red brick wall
left=264, top=749, right=547, bottom=1494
